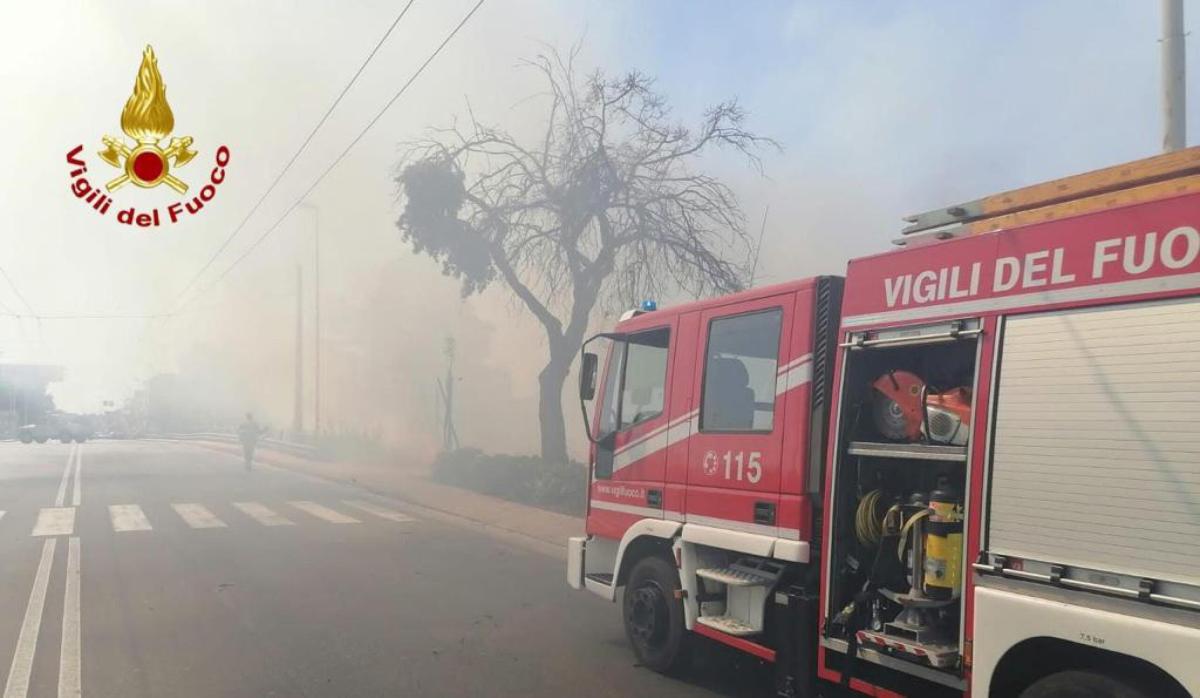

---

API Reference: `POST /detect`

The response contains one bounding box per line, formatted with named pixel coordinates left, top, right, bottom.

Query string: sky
left=0, top=0, right=1196, bottom=456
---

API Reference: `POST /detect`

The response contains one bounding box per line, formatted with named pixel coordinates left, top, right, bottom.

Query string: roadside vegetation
left=430, top=448, right=586, bottom=516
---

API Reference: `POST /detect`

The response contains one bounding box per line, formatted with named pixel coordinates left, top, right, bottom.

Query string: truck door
left=587, top=322, right=676, bottom=539
left=685, top=294, right=793, bottom=539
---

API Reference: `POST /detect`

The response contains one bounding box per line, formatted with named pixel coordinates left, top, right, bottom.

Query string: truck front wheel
left=1019, top=670, right=1149, bottom=698
left=622, top=555, right=689, bottom=674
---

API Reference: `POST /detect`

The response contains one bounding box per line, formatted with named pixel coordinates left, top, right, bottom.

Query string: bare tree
left=394, top=47, right=776, bottom=462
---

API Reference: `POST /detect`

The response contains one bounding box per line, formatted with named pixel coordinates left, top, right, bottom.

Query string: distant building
left=0, top=364, right=64, bottom=435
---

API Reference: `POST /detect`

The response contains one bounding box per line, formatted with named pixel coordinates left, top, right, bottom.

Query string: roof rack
left=899, top=145, right=1200, bottom=242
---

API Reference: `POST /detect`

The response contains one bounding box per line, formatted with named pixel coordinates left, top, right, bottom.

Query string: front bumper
left=566, top=536, right=586, bottom=589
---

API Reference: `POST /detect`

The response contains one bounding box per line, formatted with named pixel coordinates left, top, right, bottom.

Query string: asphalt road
left=0, top=440, right=769, bottom=698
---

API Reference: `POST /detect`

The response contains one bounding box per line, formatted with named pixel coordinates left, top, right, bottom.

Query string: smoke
left=3, top=0, right=1196, bottom=463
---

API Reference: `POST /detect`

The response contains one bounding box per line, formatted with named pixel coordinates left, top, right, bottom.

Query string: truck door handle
left=754, top=501, right=776, bottom=525
left=647, top=489, right=662, bottom=509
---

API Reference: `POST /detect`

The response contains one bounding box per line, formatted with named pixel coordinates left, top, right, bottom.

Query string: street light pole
left=1162, top=0, right=1187, bottom=152
left=292, top=264, right=304, bottom=436
left=295, top=202, right=322, bottom=436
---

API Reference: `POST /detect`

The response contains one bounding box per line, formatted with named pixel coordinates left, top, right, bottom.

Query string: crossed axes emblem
left=98, top=135, right=197, bottom=194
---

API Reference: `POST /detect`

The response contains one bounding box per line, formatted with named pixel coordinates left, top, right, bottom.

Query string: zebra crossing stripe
left=342, top=500, right=415, bottom=523
left=289, top=501, right=360, bottom=524
left=13, top=501, right=416, bottom=536
left=172, top=503, right=227, bottom=529
left=109, top=505, right=152, bottom=532
left=32, top=508, right=75, bottom=537
left=232, top=502, right=295, bottom=527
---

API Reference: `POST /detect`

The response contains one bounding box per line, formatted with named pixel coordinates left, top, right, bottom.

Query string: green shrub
left=431, top=448, right=587, bottom=516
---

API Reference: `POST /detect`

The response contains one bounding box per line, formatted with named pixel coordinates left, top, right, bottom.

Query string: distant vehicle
left=17, top=417, right=90, bottom=444
left=16, top=424, right=52, bottom=444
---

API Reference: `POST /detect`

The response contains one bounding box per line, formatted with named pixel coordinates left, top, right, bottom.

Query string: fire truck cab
left=569, top=148, right=1200, bottom=698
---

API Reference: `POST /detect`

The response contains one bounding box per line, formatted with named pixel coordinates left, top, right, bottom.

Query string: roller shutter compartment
left=989, top=296, right=1200, bottom=587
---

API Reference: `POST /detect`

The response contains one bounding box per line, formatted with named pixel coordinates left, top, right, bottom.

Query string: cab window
left=596, top=341, right=624, bottom=438
left=618, top=328, right=670, bottom=430
left=700, top=309, right=782, bottom=432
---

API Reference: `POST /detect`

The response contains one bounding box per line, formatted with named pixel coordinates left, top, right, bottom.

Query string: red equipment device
left=871, top=371, right=972, bottom=446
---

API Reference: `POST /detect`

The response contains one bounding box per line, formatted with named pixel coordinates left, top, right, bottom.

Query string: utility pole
left=308, top=204, right=321, bottom=435
left=435, top=337, right=460, bottom=451
left=748, top=205, right=769, bottom=287
left=292, top=265, right=304, bottom=436
left=1162, top=0, right=1187, bottom=152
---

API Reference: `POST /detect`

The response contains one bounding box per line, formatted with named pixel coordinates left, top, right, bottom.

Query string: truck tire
left=1020, top=670, right=1149, bottom=698
left=623, top=555, right=689, bottom=674
left=18, top=434, right=32, bottom=444
left=35, top=437, right=47, bottom=444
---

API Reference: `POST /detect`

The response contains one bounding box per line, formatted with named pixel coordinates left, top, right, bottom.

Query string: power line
left=175, top=0, right=488, bottom=313
left=167, top=0, right=418, bottom=314
left=0, top=312, right=170, bottom=321
left=0, top=264, right=35, bottom=317
left=0, top=264, right=45, bottom=354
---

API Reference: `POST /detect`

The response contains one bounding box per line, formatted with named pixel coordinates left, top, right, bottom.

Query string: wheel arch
left=989, top=636, right=1191, bottom=698
left=612, top=519, right=682, bottom=588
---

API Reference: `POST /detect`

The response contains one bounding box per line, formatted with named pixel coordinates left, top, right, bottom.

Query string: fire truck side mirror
left=594, top=434, right=615, bottom=480
left=580, top=352, right=599, bottom=401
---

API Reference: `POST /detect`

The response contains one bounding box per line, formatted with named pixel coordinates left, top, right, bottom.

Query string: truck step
left=696, top=615, right=759, bottom=636
left=696, top=566, right=774, bottom=587
left=696, top=558, right=785, bottom=587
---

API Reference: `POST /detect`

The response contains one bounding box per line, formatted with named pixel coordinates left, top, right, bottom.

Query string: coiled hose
left=855, top=489, right=904, bottom=548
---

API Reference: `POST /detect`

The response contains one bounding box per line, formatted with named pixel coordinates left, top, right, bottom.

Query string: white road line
left=59, top=537, right=80, bottom=698
left=4, top=538, right=57, bottom=698
left=232, top=502, right=295, bottom=527
left=108, top=504, right=152, bottom=532
left=32, top=508, right=75, bottom=537
left=54, top=446, right=75, bottom=507
left=171, top=503, right=227, bottom=529
left=289, top=501, right=360, bottom=524
left=342, top=500, right=415, bottom=523
left=71, top=446, right=82, bottom=507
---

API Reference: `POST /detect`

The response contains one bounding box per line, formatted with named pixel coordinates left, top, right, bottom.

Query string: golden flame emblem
left=98, top=45, right=196, bottom=193
left=121, top=45, right=175, bottom=143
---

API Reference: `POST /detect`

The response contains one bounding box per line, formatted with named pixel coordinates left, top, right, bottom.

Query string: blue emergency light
left=640, top=300, right=658, bottom=312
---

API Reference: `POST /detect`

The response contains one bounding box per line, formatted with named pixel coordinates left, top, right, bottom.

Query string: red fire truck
left=568, top=147, right=1200, bottom=697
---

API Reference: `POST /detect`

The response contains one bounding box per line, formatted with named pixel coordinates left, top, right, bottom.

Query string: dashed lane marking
left=32, top=508, right=75, bottom=537
left=342, top=499, right=416, bottom=523
left=108, top=504, right=152, bottom=532
left=58, top=537, right=80, bottom=698
left=171, top=503, right=227, bottom=529
left=53, top=446, right=75, bottom=508
left=3, top=538, right=56, bottom=698
left=232, top=502, right=295, bottom=527
left=289, top=501, right=360, bottom=524
left=71, top=446, right=82, bottom=507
